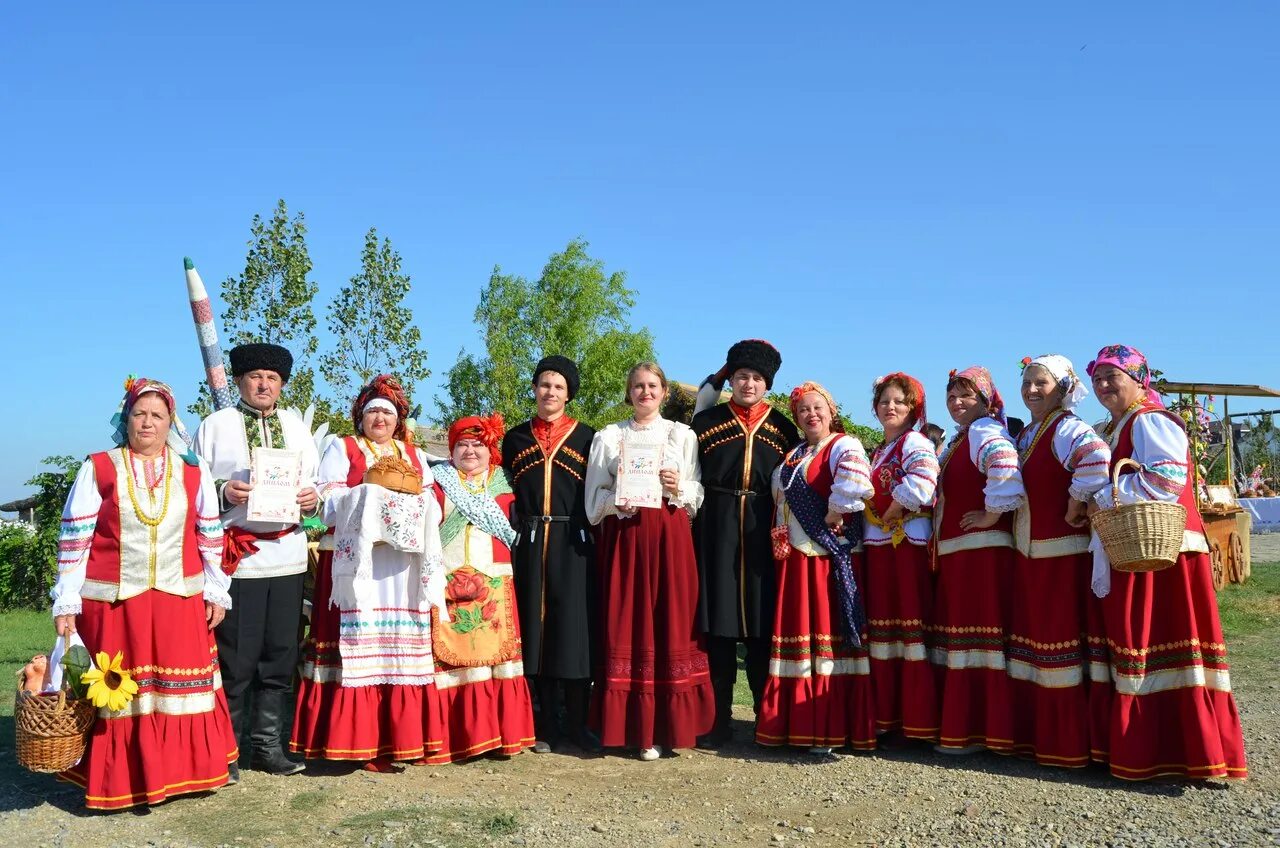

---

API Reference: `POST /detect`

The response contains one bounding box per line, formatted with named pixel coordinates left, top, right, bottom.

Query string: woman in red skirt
left=1008, top=354, right=1111, bottom=768
left=291, top=375, right=444, bottom=771
left=1086, top=344, right=1247, bottom=781
left=863, top=373, right=940, bottom=741
left=756, top=381, right=875, bottom=755
left=425, top=414, right=536, bottom=763
left=931, top=367, right=1023, bottom=755
left=585, top=361, right=715, bottom=761
left=52, top=378, right=238, bottom=810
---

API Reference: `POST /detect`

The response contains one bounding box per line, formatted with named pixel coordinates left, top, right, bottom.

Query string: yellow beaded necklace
left=1101, top=397, right=1146, bottom=440
left=123, top=447, right=172, bottom=588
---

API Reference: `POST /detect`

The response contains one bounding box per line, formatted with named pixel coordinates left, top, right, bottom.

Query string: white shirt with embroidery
left=865, top=430, right=939, bottom=546
left=1015, top=412, right=1111, bottom=503
left=585, top=418, right=704, bottom=524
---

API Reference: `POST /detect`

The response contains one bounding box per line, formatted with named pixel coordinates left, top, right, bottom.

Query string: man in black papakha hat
left=193, top=343, right=319, bottom=780
left=690, top=339, right=799, bottom=748
left=500, top=356, right=602, bottom=753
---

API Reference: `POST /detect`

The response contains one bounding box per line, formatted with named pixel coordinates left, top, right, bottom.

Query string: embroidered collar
left=237, top=399, right=277, bottom=419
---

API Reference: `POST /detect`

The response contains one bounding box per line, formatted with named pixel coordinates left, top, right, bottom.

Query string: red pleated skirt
left=1005, top=550, right=1093, bottom=767
left=590, top=505, right=715, bottom=750
left=60, top=591, right=238, bottom=811
left=1097, top=550, right=1248, bottom=781
left=429, top=661, right=536, bottom=763
left=931, top=545, right=1014, bottom=752
left=290, top=550, right=443, bottom=762
left=863, top=542, right=938, bottom=740
left=756, top=548, right=875, bottom=750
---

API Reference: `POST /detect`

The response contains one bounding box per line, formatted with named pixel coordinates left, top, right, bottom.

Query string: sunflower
left=81, top=651, right=139, bottom=712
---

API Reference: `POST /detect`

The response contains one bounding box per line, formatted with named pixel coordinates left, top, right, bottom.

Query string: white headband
left=362, top=398, right=398, bottom=416
left=1027, top=354, right=1088, bottom=411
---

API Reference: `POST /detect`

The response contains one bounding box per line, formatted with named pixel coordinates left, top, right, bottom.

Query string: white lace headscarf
left=1022, top=354, right=1088, bottom=411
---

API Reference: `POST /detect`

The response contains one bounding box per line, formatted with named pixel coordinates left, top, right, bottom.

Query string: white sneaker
left=639, top=746, right=663, bottom=761
left=808, top=746, right=834, bottom=756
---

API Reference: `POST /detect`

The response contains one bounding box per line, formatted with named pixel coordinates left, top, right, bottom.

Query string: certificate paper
left=247, top=448, right=303, bottom=523
left=616, top=440, right=664, bottom=509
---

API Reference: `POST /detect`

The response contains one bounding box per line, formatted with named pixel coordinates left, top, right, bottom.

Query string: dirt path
left=3, top=566, right=1278, bottom=848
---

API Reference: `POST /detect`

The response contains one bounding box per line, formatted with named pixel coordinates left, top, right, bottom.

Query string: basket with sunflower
left=14, top=644, right=137, bottom=773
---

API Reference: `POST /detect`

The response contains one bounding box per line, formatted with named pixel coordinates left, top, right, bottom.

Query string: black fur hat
left=229, top=343, right=293, bottom=383
left=532, top=355, right=581, bottom=401
left=725, top=339, right=781, bottom=389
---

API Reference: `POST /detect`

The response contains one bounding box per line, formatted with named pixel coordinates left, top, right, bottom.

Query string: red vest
left=869, top=435, right=907, bottom=516
left=1111, top=405, right=1204, bottom=535
left=86, top=450, right=203, bottom=598
left=1022, top=412, right=1088, bottom=543
left=936, top=431, right=1014, bottom=543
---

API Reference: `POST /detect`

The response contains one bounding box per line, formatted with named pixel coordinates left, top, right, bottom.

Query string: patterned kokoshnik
left=778, top=445, right=866, bottom=647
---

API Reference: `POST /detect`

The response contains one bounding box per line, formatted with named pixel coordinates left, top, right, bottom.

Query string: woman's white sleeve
left=1093, top=414, right=1188, bottom=509
left=829, top=436, right=872, bottom=514
left=584, top=428, right=622, bottom=525
left=50, top=460, right=99, bottom=618
left=196, top=463, right=231, bottom=610
left=891, top=432, right=939, bottom=511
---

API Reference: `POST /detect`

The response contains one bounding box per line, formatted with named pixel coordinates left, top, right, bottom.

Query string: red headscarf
left=946, top=365, right=1006, bottom=426
left=872, top=372, right=928, bottom=431
left=448, top=413, right=506, bottom=467
left=352, top=374, right=413, bottom=443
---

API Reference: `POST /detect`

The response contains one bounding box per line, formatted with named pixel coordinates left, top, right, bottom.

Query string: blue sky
left=2, top=3, right=1278, bottom=501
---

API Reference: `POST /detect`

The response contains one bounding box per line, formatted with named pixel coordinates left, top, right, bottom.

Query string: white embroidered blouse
left=584, top=418, right=704, bottom=524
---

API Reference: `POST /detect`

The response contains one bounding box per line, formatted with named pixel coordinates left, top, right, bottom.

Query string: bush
left=0, top=456, right=79, bottom=611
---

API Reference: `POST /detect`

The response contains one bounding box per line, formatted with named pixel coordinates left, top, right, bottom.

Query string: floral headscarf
left=789, top=381, right=844, bottom=434
left=946, top=365, right=1006, bottom=426
left=1086, top=344, right=1162, bottom=408
left=447, top=413, right=506, bottom=467
left=872, top=372, right=928, bottom=432
left=110, top=376, right=199, bottom=465
left=1019, top=354, right=1088, bottom=411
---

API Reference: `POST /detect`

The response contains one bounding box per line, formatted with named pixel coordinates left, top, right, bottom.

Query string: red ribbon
left=221, top=525, right=297, bottom=576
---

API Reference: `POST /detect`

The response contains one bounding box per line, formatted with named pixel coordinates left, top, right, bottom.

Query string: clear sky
left=2, top=3, right=1278, bottom=502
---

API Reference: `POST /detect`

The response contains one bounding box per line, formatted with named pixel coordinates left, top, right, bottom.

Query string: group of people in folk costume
left=50, top=336, right=1247, bottom=812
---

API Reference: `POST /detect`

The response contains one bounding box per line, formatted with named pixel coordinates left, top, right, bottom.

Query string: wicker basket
left=13, top=687, right=97, bottom=773
left=1090, top=458, right=1186, bottom=573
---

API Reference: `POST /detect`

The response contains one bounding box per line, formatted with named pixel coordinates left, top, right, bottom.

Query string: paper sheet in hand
left=616, top=440, right=664, bottom=509
left=247, top=447, right=303, bottom=523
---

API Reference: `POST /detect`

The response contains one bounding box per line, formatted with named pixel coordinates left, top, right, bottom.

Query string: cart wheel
left=1209, top=541, right=1226, bottom=591
left=1230, top=532, right=1246, bottom=584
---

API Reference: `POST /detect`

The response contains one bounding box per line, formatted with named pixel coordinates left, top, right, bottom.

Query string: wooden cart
left=1155, top=379, right=1280, bottom=589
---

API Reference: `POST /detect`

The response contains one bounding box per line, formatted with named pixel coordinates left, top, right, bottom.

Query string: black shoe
left=567, top=725, right=604, bottom=754
left=696, top=724, right=733, bottom=750
left=226, top=761, right=241, bottom=785
left=251, top=747, right=306, bottom=776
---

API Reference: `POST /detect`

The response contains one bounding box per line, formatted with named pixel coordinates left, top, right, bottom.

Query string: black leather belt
left=705, top=485, right=760, bottom=498
left=521, top=515, right=572, bottom=524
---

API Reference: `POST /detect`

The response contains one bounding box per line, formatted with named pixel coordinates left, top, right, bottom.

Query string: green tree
left=188, top=199, right=330, bottom=422
left=435, top=239, right=656, bottom=428
left=319, top=228, right=430, bottom=423
left=0, top=455, right=79, bottom=610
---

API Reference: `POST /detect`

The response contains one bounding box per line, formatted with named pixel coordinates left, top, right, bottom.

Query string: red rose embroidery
left=481, top=600, right=497, bottom=621
left=446, top=571, right=487, bottom=603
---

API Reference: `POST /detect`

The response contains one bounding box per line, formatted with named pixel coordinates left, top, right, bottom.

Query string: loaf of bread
left=364, top=455, right=423, bottom=495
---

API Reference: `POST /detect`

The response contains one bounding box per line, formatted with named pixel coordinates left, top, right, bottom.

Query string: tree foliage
left=435, top=239, right=656, bottom=428
left=188, top=199, right=332, bottom=423
left=319, top=228, right=429, bottom=420
left=0, top=455, right=79, bottom=610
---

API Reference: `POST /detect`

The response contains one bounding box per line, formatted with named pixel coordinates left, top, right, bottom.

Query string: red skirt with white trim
left=1097, top=550, right=1247, bottom=781
left=863, top=542, right=939, bottom=740
left=589, top=506, right=715, bottom=750
left=1005, top=550, right=1093, bottom=767
left=290, top=550, right=443, bottom=761
left=60, top=591, right=238, bottom=811
left=756, top=548, right=875, bottom=750
left=931, top=545, right=1014, bottom=752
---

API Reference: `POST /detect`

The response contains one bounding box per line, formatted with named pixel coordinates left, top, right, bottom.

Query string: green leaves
left=61, top=644, right=91, bottom=700
left=435, top=238, right=657, bottom=429
left=450, top=604, right=481, bottom=635
left=319, top=227, right=429, bottom=409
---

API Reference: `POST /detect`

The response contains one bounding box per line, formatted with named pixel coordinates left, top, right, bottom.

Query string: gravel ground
left=2, top=565, right=1276, bottom=848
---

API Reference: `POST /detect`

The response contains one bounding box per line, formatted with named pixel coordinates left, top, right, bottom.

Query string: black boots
left=563, top=680, right=603, bottom=753
left=249, top=690, right=305, bottom=775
